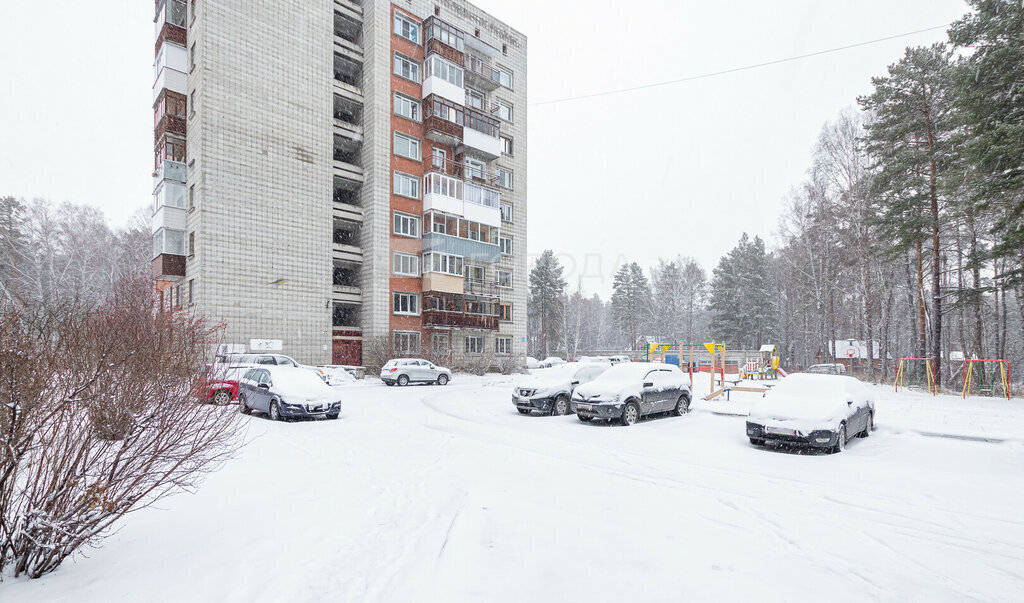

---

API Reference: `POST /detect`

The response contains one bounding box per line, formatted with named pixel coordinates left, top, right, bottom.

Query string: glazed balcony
left=424, top=17, right=466, bottom=65
left=423, top=232, right=500, bottom=263
left=154, top=0, right=187, bottom=55
left=422, top=309, right=498, bottom=331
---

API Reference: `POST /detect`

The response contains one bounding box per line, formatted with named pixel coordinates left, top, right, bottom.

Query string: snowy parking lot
left=3, top=374, right=1024, bottom=601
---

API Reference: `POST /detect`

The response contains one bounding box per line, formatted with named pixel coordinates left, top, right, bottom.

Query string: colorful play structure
left=893, top=357, right=1011, bottom=399
left=646, top=342, right=788, bottom=401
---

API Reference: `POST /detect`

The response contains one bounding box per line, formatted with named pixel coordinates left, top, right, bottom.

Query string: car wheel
left=577, top=414, right=592, bottom=423
left=552, top=395, right=570, bottom=416
left=749, top=438, right=765, bottom=446
left=517, top=408, right=531, bottom=415
left=620, top=401, right=640, bottom=426
left=675, top=394, right=691, bottom=416
left=834, top=423, right=847, bottom=453
left=212, top=390, right=232, bottom=406
left=397, top=374, right=409, bottom=387
left=437, top=374, right=449, bottom=386
left=859, top=412, right=873, bottom=438
left=238, top=394, right=252, bottom=415
left=269, top=400, right=281, bottom=422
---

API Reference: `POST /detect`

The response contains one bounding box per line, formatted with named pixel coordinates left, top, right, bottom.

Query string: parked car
left=571, top=362, right=692, bottom=426
left=538, top=356, right=566, bottom=369
left=317, top=365, right=358, bottom=386
left=805, top=363, right=846, bottom=375
left=526, top=357, right=540, bottom=370
left=218, top=353, right=331, bottom=382
left=196, top=363, right=254, bottom=404
left=576, top=356, right=613, bottom=365
left=512, top=362, right=611, bottom=416
left=237, top=365, right=341, bottom=421
left=746, top=373, right=874, bottom=452
left=380, top=358, right=452, bottom=386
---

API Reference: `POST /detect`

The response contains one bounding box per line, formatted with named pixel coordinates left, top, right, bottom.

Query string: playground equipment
left=893, top=357, right=937, bottom=396
left=646, top=342, right=726, bottom=392
left=960, top=359, right=1010, bottom=400
left=741, top=344, right=784, bottom=380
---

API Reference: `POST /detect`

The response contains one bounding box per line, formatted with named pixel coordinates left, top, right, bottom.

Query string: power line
left=530, top=25, right=949, bottom=107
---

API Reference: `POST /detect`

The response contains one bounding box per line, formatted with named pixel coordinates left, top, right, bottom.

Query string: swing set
left=893, top=357, right=937, bottom=395
left=960, top=359, right=1010, bottom=400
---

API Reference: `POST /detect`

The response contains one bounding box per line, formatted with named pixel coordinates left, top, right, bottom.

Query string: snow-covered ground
left=4, top=373, right=1023, bottom=601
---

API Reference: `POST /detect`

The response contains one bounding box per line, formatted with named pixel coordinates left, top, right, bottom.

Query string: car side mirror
left=643, top=381, right=654, bottom=388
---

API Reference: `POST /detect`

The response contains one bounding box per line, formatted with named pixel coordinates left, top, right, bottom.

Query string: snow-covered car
left=512, top=362, right=611, bottom=416
left=526, top=356, right=540, bottom=369
left=216, top=352, right=331, bottom=382
left=538, top=356, right=566, bottom=369
left=380, top=358, right=451, bottom=386
left=317, top=365, right=358, bottom=386
left=196, top=363, right=254, bottom=404
left=577, top=355, right=630, bottom=365
left=237, top=365, right=341, bottom=421
left=805, top=363, right=846, bottom=375
left=745, top=373, right=874, bottom=452
left=571, top=362, right=692, bottom=426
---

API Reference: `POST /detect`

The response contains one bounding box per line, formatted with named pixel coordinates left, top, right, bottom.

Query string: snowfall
left=3, top=371, right=1023, bottom=602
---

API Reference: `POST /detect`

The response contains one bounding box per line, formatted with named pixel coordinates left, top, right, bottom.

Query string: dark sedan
left=238, top=365, right=341, bottom=421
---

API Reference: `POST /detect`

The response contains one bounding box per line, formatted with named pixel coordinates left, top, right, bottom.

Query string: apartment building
left=151, top=0, right=527, bottom=366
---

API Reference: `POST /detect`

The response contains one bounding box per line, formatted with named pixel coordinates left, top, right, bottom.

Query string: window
left=497, top=67, right=513, bottom=89
left=501, top=135, right=513, bottom=156
left=465, top=157, right=485, bottom=180
left=425, top=55, right=464, bottom=87
left=426, top=16, right=465, bottom=51
left=189, top=43, right=196, bottom=72
left=496, top=100, right=512, bottom=122
left=432, top=147, right=446, bottom=170
left=393, top=132, right=421, bottom=160
left=424, top=172, right=463, bottom=200
left=431, top=332, right=450, bottom=354
left=495, top=337, right=512, bottom=355
left=496, top=269, right=512, bottom=288
left=393, top=252, right=420, bottom=277
left=393, top=52, right=420, bottom=82
left=393, top=291, right=420, bottom=315
left=393, top=331, right=421, bottom=355
left=465, top=336, right=484, bottom=354
left=153, top=228, right=185, bottom=257
left=393, top=171, right=419, bottom=199
left=427, top=95, right=464, bottom=125
left=188, top=185, right=195, bottom=210
left=499, top=303, right=512, bottom=321
left=499, top=236, right=512, bottom=255
left=393, top=212, right=420, bottom=238
left=393, top=93, right=420, bottom=121
left=187, top=279, right=194, bottom=305
left=496, top=167, right=513, bottom=189
left=188, top=231, right=195, bottom=257
left=189, top=90, right=196, bottom=118
left=393, top=12, right=420, bottom=43
left=464, top=182, right=499, bottom=208
left=465, top=88, right=485, bottom=111
left=423, top=252, right=464, bottom=276
left=500, top=203, right=513, bottom=222
left=175, top=284, right=182, bottom=308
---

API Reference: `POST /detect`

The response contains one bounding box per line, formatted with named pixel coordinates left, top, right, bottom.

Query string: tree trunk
left=916, top=240, right=928, bottom=358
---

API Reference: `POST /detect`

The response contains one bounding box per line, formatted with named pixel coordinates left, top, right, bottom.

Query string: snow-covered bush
left=0, top=279, right=242, bottom=579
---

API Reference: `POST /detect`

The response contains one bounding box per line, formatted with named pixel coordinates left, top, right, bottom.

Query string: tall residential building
left=151, top=0, right=527, bottom=366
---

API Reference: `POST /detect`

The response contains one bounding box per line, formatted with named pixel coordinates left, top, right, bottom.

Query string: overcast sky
left=0, top=0, right=968, bottom=297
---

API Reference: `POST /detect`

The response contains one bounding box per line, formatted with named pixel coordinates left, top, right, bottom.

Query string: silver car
left=380, top=358, right=452, bottom=386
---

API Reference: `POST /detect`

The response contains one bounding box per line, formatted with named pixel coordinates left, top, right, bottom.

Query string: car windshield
left=767, top=375, right=851, bottom=401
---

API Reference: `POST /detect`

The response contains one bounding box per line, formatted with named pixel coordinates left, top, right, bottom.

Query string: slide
left=776, top=367, right=788, bottom=378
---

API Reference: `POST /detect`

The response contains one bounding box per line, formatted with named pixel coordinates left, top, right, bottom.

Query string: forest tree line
left=528, top=0, right=1023, bottom=387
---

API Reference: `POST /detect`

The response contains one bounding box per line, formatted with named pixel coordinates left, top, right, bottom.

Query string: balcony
left=424, top=115, right=463, bottom=147
left=422, top=309, right=498, bottom=331
left=334, top=35, right=363, bottom=64
left=465, top=55, right=501, bottom=92
left=461, top=108, right=502, bottom=160
left=154, top=159, right=187, bottom=184
left=423, top=232, right=500, bottom=263
left=334, top=0, right=362, bottom=23
left=332, top=284, right=361, bottom=304
left=332, top=243, right=362, bottom=263
left=424, top=17, right=466, bottom=64
left=155, top=113, right=186, bottom=142
left=425, top=155, right=464, bottom=178
left=152, top=253, right=186, bottom=280
left=464, top=279, right=501, bottom=298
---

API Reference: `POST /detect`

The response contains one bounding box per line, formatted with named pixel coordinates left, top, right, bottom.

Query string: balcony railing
left=464, top=106, right=500, bottom=138
left=465, top=55, right=501, bottom=91
left=464, top=279, right=500, bottom=297
left=427, top=155, right=465, bottom=178
left=422, top=309, right=498, bottom=331
left=423, top=115, right=463, bottom=146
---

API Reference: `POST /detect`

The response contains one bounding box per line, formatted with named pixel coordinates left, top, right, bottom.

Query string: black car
left=570, top=362, right=692, bottom=426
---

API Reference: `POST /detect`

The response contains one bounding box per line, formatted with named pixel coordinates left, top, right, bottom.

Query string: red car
left=196, top=364, right=253, bottom=405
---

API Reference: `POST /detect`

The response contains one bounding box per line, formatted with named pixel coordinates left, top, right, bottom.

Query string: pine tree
left=709, top=234, right=777, bottom=349
left=528, top=250, right=567, bottom=358
left=610, top=262, right=652, bottom=350
left=859, top=44, right=956, bottom=386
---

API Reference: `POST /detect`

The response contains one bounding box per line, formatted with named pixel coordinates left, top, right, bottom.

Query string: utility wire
left=531, top=25, right=949, bottom=107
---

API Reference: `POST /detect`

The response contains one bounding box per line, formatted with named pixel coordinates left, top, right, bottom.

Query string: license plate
left=577, top=404, right=592, bottom=411
left=766, top=426, right=797, bottom=436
